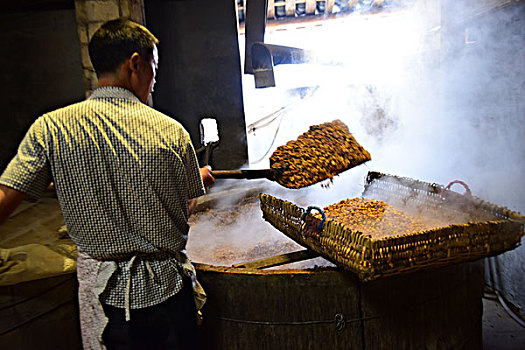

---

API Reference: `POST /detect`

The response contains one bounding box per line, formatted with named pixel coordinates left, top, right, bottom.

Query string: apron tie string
left=125, top=256, right=157, bottom=321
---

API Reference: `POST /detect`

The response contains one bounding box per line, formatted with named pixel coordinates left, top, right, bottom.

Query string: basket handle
left=300, top=206, right=326, bottom=236
left=441, top=180, right=472, bottom=197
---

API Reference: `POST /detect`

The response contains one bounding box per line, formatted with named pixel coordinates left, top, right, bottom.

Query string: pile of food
left=269, top=120, right=371, bottom=189
left=315, top=198, right=442, bottom=239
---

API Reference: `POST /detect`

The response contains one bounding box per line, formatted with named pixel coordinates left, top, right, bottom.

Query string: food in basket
left=316, top=198, right=437, bottom=239
left=269, top=120, right=371, bottom=189
left=259, top=174, right=525, bottom=280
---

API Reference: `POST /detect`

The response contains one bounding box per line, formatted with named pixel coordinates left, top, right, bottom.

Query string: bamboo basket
left=259, top=171, right=525, bottom=281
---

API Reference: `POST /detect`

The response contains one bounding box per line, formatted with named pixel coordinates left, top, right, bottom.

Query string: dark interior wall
left=145, top=0, right=248, bottom=169
left=0, top=4, right=85, bottom=171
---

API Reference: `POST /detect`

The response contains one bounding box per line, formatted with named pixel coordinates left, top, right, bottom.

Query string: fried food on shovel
left=269, top=120, right=371, bottom=189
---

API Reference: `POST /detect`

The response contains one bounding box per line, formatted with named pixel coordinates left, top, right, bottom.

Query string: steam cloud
left=187, top=1, right=524, bottom=267
left=243, top=0, right=524, bottom=213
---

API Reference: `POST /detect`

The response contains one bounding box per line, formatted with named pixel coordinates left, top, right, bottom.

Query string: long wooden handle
left=211, top=169, right=274, bottom=180
left=232, top=249, right=319, bottom=269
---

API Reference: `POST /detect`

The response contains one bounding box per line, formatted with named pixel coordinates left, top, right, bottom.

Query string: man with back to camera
left=0, top=19, right=215, bottom=349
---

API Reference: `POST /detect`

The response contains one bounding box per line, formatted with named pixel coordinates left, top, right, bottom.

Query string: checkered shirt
left=0, top=87, right=205, bottom=308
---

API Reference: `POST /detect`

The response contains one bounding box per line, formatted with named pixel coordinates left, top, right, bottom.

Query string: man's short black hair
left=88, top=19, right=159, bottom=76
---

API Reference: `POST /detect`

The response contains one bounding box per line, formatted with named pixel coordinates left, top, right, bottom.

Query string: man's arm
left=188, top=166, right=215, bottom=216
left=0, top=185, right=26, bottom=223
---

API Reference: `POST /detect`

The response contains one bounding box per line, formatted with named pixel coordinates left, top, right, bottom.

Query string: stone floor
left=483, top=292, right=525, bottom=350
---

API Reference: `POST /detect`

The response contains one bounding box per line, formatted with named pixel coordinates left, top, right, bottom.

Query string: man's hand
left=0, top=185, right=26, bottom=224
left=188, top=166, right=216, bottom=217
left=200, top=165, right=215, bottom=188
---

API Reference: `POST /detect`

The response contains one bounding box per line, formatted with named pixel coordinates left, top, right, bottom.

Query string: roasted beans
left=270, top=120, right=371, bottom=189
left=316, top=198, right=432, bottom=239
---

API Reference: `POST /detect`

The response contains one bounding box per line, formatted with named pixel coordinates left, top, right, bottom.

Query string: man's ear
left=129, top=52, right=141, bottom=72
